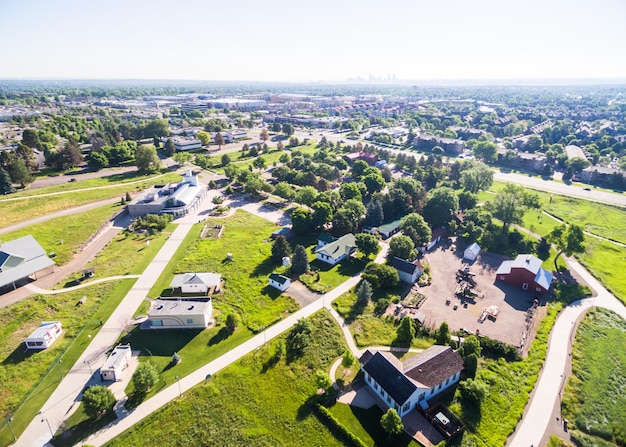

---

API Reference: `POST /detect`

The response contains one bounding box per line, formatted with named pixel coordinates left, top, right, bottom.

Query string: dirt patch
left=417, top=238, right=543, bottom=347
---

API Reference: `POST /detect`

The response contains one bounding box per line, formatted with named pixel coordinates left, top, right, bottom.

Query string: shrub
left=458, top=378, right=487, bottom=406
left=132, top=362, right=159, bottom=394
left=313, top=404, right=367, bottom=447
left=374, top=298, right=391, bottom=315
left=83, top=386, right=116, bottom=419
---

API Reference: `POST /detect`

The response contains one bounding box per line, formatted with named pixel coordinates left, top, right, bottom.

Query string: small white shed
left=464, top=243, right=481, bottom=261
left=269, top=273, right=291, bottom=292
left=100, top=344, right=132, bottom=381
left=24, top=321, right=63, bottom=350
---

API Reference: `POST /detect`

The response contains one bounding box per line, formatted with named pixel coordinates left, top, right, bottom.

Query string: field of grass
left=449, top=302, right=563, bottom=447
left=577, top=239, right=626, bottom=305
left=0, top=171, right=182, bottom=228
left=329, top=403, right=420, bottom=447
left=562, top=308, right=626, bottom=446
left=333, top=290, right=435, bottom=349
left=104, top=311, right=348, bottom=447
left=0, top=225, right=173, bottom=446
left=1, top=202, right=123, bottom=266
left=206, top=142, right=319, bottom=173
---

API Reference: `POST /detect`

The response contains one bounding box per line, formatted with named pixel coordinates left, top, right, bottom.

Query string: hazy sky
left=1, top=0, right=625, bottom=82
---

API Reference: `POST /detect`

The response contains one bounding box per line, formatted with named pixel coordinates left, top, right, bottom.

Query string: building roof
left=565, top=145, right=586, bottom=160
left=269, top=273, right=289, bottom=285
left=25, top=321, right=61, bottom=340
left=102, top=344, right=131, bottom=371
left=0, top=235, right=55, bottom=288
left=317, top=233, right=337, bottom=245
left=403, top=345, right=464, bottom=388
left=170, top=273, right=221, bottom=288
left=464, top=242, right=481, bottom=256
left=361, top=350, right=417, bottom=405
left=315, top=233, right=356, bottom=260
left=378, top=218, right=402, bottom=234
left=148, top=299, right=211, bottom=317
left=496, top=254, right=553, bottom=289
left=392, top=257, right=422, bottom=275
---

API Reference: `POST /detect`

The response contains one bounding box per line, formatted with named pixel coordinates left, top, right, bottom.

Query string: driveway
left=284, top=281, right=320, bottom=307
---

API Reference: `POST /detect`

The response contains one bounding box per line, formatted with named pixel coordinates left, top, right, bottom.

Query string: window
left=418, top=392, right=425, bottom=401
left=374, top=382, right=378, bottom=391
left=386, top=395, right=391, bottom=404
left=500, top=276, right=505, bottom=280
left=186, top=319, right=194, bottom=324
left=445, top=377, right=450, bottom=385
left=536, top=287, right=541, bottom=292
left=151, top=320, right=163, bottom=327
left=402, top=402, right=411, bottom=413
left=367, top=375, right=372, bottom=383
left=522, top=283, right=528, bottom=290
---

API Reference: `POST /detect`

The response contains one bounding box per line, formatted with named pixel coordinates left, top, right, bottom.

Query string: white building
left=170, top=273, right=221, bottom=294
left=24, top=321, right=62, bottom=350
left=0, top=235, right=56, bottom=290
left=391, top=257, right=423, bottom=284
left=268, top=273, right=291, bottom=292
left=100, top=344, right=132, bottom=381
left=463, top=243, right=481, bottom=262
left=315, top=233, right=356, bottom=266
left=173, top=138, right=203, bottom=151
left=146, top=299, right=213, bottom=329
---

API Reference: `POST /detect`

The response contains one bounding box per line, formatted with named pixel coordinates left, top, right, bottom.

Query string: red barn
left=495, top=254, right=553, bottom=294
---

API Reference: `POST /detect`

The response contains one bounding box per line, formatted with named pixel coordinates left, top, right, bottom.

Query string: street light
left=6, top=416, right=16, bottom=441
left=175, top=376, right=182, bottom=398
left=56, top=360, right=63, bottom=381
left=42, top=417, right=54, bottom=438
left=84, top=359, right=92, bottom=375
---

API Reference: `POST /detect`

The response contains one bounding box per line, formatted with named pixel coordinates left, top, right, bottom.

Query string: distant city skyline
left=1, top=0, right=625, bottom=82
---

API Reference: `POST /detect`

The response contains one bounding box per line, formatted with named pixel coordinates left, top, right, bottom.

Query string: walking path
left=508, top=259, right=626, bottom=447
left=13, top=188, right=215, bottom=447
left=24, top=275, right=141, bottom=295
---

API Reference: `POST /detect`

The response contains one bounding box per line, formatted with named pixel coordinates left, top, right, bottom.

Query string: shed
left=147, top=299, right=213, bottom=328
left=100, top=344, right=132, bottom=381
left=24, top=321, right=63, bottom=350
left=269, top=273, right=291, bottom=292
left=463, top=243, right=481, bottom=261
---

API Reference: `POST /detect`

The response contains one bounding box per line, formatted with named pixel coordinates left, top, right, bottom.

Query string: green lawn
left=104, top=311, right=348, bottom=447
left=562, top=308, right=626, bottom=447
left=0, top=171, right=182, bottom=229
left=0, top=202, right=124, bottom=266
left=329, top=403, right=420, bottom=447
left=577, top=239, right=626, bottom=305
left=206, top=142, right=319, bottom=173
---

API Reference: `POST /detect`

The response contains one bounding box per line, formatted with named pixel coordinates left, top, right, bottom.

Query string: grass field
left=0, top=171, right=182, bottom=229
left=562, top=308, right=626, bottom=446
left=577, top=239, right=626, bottom=305
left=105, top=311, right=349, bottom=447
left=206, top=142, right=319, bottom=173
left=0, top=202, right=123, bottom=266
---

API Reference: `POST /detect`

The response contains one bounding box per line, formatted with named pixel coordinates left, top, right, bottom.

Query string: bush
left=83, top=385, right=116, bottom=419
left=132, top=214, right=173, bottom=232
left=313, top=404, right=367, bottom=447
left=458, top=378, right=487, bottom=406
left=479, top=336, right=521, bottom=361
left=374, top=298, right=391, bottom=315
left=132, top=362, right=159, bottom=394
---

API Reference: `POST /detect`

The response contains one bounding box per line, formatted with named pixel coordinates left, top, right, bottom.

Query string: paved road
left=26, top=166, right=138, bottom=190
left=13, top=186, right=216, bottom=447
left=24, top=275, right=141, bottom=295
left=508, top=260, right=626, bottom=447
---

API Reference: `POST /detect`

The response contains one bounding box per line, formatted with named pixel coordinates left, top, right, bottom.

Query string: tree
left=356, top=279, right=373, bottom=305
left=272, top=122, right=282, bottom=133
left=315, top=370, right=332, bottom=391
left=311, top=201, right=333, bottom=229
left=459, top=335, right=482, bottom=358
left=547, top=224, right=585, bottom=273
left=473, top=140, right=498, bottom=163
left=225, top=314, right=238, bottom=333
left=458, top=378, right=487, bottom=406
left=400, top=213, right=432, bottom=247
left=460, top=164, right=494, bottom=193
left=221, top=154, right=231, bottom=166
left=458, top=190, right=478, bottom=210
left=253, top=156, right=266, bottom=171
left=387, top=235, right=416, bottom=261
left=342, top=350, right=355, bottom=369
left=214, top=132, right=225, bottom=149
left=351, top=159, right=369, bottom=178
left=274, top=182, right=295, bottom=200
left=286, top=318, right=311, bottom=359
left=21, top=129, right=41, bottom=149
left=423, top=187, right=459, bottom=227
left=488, top=184, right=539, bottom=231
left=83, top=386, right=116, bottom=419
left=282, top=123, right=294, bottom=136
left=437, top=321, right=451, bottom=345
left=291, top=208, right=314, bottom=235
left=396, top=316, right=416, bottom=345
left=260, top=128, right=270, bottom=144
left=363, top=173, right=386, bottom=194
left=197, top=131, right=211, bottom=146
left=380, top=408, right=404, bottom=437
left=271, top=235, right=292, bottom=263
left=152, top=135, right=161, bottom=149
left=132, top=362, right=159, bottom=394
left=339, top=182, right=363, bottom=202
left=355, top=233, right=380, bottom=258
left=164, top=138, right=176, bottom=156
left=0, top=168, right=15, bottom=194
left=362, top=262, right=399, bottom=289
left=365, top=199, right=384, bottom=227
left=88, top=151, right=109, bottom=170
left=135, top=145, right=161, bottom=173
left=292, top=245, right=309, bottom=274
left=295, top=186, right=318, bottom=206
left=7, top=158, right=32, bottom=186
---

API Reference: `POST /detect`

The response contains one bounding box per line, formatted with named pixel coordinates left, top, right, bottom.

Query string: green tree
left=164, top=138, right=176, bottom=156
left=365, top=199, right=384, bottom=227
left=437, top=321, right=451, bottom=345
left=464, top=353, right=479, bottom=378
left=351, top=159, right=369, bottom=178
left=21, top=129, right=41, bottom=149
left=423, top=186, right=459, bottom=227
left=547, top=224, right=585, bottom=273
left=132, top=362, right=159, bottom=394
left=342, top=350, right=355, bottom=369
left=356, top=279, right=373, bottom=305
left=0, top=168, right=15, bottom=194
left=271, top=235, right=292, bottom=263
left=339, top=182, right=363, bottom=202
left=458, top=378, right=487, bottom=406
left=387, top=235, right=416, bottom=261
left=221, top=154, right=231, bottom=166
left=274, top=181, right=295, bottom=200
left=311, top=201, right=333, bottom=229
left=355, top=233, right=380, bottom=258
left=460, top=164, right=494, bottom=193
left=295, top=186, right=318, bottom=206
left=225, top=313, right=238, bottom=333
left=315, top=370, right=332, bottom=391
left=363, top=173, right=386, bottom=194
left=7, top=157, right=32, bottom=186
left=292, top=245, right=309, bottom=274
left=286, top=318, right=311, bottom=359
left=252, top=156, right=266, bottom=171
left=488, top=183, right=539, bottom=231
left=473, top=140, right=498, bottom=163
left=459, top=335, right=482, bottom=358
left=380, top=408, right=404, bottom=437
left=282, top=123, right=294, bottom=136
left=88, top=151, right=109, bottom=170
left=400, top=213, right=432, bottom=247
left=291, top=208, right=314, bottom=235
left=135, top=145, right=161, bottom=173
left=362, top=262, right=399, bottom=289
left=197, top=131, right=211, bottom=146
left=83, top=386, right=116, bottom=419
left=396, top=316, right=416, bottom=345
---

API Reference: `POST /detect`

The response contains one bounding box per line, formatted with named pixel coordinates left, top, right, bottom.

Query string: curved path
left=24, top=275, right=141, bottom=295
left=508, top=260, right=626, bottom=447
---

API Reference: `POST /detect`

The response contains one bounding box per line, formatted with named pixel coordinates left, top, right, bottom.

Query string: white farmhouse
left=315, top=233, right=356, bottom=266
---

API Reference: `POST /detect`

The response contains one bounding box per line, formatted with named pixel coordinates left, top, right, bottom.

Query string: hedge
left=313, top=403, right=368, bottom=447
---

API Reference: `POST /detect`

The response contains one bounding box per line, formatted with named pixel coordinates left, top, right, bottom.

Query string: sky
left=1, top=0, right=625, bottom=83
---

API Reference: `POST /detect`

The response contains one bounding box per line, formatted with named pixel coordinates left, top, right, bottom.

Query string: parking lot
left=417, top=238, right=541, bottom=348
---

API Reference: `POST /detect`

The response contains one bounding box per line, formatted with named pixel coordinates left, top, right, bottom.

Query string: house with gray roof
left=391, top=257, right=423, bottom=284
left=315, top=233, right=356, bottom=266
left=360, top=345, right=464, bottom=417
left=170, top=272, right=221, bottom=294
left=0, top=235, right=55, bottom=291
